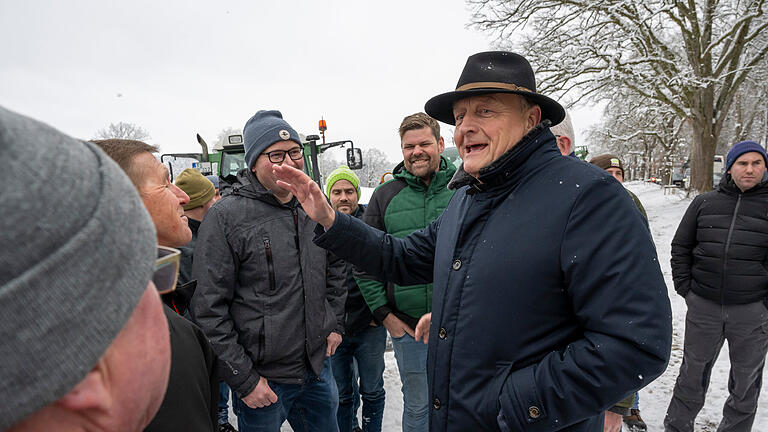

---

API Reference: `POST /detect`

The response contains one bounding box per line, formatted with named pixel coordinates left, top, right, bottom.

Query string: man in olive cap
left=326, top=166, right=388, bottom=432
left=274, top=51, right=672, bottom=432
left=175, top=168, right=219, bottom=284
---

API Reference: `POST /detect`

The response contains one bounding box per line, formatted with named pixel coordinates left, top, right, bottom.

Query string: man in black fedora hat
left=272, top=51, right=672, bottom=432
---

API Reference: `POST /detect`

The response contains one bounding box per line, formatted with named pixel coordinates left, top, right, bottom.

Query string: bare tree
left=214, top=127, right=242, bottom=149
left=357, top=148, right=396, bottom=187
left=469, top=0, right=768, bottom=192
left=93, top=122, right=151, bottom=141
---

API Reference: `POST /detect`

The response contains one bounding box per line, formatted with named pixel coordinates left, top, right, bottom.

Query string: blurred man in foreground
left=0, top=106, right=171, bottom=431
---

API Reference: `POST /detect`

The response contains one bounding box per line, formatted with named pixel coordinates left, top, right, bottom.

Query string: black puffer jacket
left=190, top=168, right=346, bottom=396
left=671, top=174, right=768, bottom=304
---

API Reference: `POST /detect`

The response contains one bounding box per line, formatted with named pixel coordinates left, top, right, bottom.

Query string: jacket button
left=452, top=259, right=462, bottom=270
left=528, top=406, right=541, bottom=419
left=433, top=397, right=441, bottom=410
left=438, top=327, right=447, bottom=339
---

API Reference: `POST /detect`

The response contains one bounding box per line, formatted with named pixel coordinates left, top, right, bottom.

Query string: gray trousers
left=664, top=291, right=768, bottom=432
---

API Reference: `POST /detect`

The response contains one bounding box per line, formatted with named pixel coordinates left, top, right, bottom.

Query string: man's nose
left=456, top=113, right=478, bottom=137
left=172, top=184, right=190, bottom=205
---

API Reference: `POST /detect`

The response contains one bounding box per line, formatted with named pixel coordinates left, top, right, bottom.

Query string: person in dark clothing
left=94, top=139, right=219, bottom=432
left=175, top=168, right=235, bottom=431
left=665, top=141, right=768, bottom=432
left=588, top=153, right=648, bottom=432
left=175, top=167, right=219, bottom=285
left=191, top=110, right=347, bottom=432
left=326, top=166, right=386, bottom=432
left=274, top=51, right=672, bottom=432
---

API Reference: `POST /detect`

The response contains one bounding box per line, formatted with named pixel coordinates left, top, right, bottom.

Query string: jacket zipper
left=721, top=194, right=742, bottom=304
left=291, top=207, right=309, bottom=361
left=264, top=238, right=276, bottom=292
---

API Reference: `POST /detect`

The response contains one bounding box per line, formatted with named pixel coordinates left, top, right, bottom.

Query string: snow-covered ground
left=237, top=181, right=768, bottom=431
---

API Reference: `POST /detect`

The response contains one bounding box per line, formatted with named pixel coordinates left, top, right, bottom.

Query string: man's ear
left=527, top=105, right=542, bottom=130
left=557, top=136, right=572, bottom=156
left=437, top=136, right=445, bottom=154
left=57, top=361, right=112, bottom=412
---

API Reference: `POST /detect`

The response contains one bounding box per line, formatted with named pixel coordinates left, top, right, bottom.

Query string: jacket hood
left=448, top=120, right=554, bottom=191
left=392, top=155, right=456, bottom=190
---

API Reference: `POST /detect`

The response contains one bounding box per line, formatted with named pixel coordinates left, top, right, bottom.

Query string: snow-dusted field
left=242, top=181, right=768, bottom=432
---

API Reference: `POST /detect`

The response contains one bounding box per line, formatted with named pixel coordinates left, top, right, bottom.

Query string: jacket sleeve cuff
left=314, top=211, right=351, bottom=248
left=608, top=405, right=631, bottom=416
left=373, top=305, right=393, bottom=323
left=232, top=371, right=261, bottom=399
left=498, top=364, right=547, bottom=430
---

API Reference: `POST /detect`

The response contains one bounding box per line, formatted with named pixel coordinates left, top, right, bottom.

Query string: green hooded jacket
left=355, top=155, right=456, bottom=329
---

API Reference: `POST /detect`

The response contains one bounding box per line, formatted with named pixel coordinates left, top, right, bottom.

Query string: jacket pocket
left=263, top=237, right=276, bottom=293
left=480, top=362, right=515, bottom=427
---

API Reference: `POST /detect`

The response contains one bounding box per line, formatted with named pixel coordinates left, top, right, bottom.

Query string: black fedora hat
left=425, top=51, right=565, bottom=126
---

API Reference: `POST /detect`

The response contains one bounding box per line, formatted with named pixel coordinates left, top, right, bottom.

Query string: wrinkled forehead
left=735, top=151, right=766, bottom=163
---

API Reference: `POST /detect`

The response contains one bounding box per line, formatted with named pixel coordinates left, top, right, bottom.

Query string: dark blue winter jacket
left=315, top=123, right=672, bottom=431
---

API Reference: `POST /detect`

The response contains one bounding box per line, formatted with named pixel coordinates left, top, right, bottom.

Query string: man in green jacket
left=356, top=112, right=456, bottom=432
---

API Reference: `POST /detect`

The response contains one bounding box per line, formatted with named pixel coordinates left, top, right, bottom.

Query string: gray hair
left=549, top=110, right=575, bottom=147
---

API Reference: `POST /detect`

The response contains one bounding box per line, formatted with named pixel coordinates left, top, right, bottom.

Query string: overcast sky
left=1, top=0, right=598, bottom=163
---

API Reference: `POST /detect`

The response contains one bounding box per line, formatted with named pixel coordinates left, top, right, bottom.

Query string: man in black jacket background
left=326, top=166, right=387, bottom=432
left=665, top=141, right=768, bottom=432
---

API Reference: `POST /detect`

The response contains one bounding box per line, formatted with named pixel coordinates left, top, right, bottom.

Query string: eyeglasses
left=153, top=246, right=181, bottom=294
left=262, top=147, right=304, bottom=164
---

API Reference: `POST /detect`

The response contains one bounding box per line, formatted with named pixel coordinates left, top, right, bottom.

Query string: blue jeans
left=232, top=357, right=339, bottom=432
left=219, top=381, right=231, bottom=424
left=331, top=325, right=387, bottom=432
left=391, top=333, right=429, bottom=432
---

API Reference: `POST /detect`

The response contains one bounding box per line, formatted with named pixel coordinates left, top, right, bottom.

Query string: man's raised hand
left=273, top=164, right=336, bottom=229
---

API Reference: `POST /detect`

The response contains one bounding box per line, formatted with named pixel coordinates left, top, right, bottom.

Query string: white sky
left=0, top=0, right=599, bottom=163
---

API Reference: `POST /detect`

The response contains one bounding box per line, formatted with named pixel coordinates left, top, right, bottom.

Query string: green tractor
left=161, top=125, right=362, bottom=187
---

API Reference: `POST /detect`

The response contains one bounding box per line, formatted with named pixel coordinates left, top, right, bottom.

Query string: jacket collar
left=718, top=171, right=768, bottom=196
left=448, top=120, right=554, bottom=193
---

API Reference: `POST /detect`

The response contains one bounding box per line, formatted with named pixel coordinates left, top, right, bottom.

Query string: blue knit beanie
left=726, top=141, right=767, bottom=171
left=243, top=110, right=302, bottom=169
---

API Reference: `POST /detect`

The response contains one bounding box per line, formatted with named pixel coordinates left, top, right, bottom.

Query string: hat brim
left=425, top=88, right=566, bottom=127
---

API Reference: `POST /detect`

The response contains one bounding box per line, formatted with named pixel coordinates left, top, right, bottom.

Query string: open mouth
left=465, top=143, right=488, bottom=154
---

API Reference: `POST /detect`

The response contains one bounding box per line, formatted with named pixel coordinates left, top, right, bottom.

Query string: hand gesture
left=273, top=164, right=336, bottom=229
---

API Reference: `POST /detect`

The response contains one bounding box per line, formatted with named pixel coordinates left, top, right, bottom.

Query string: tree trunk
left=690, top=119, right=716, bottom=193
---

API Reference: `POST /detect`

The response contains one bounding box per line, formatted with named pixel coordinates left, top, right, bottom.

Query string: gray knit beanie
left=243, top=110, right=302, bottom=169
left=0, top=106, right=157, bottom=429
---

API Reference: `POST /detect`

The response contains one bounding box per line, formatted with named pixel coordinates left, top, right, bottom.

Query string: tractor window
left=220, top=152, right=246, bottom=177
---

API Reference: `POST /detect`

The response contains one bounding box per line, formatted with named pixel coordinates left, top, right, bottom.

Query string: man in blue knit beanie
left=192, top=110, right=346, bottom=432
left=665, top=139, right=768, bottom=431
